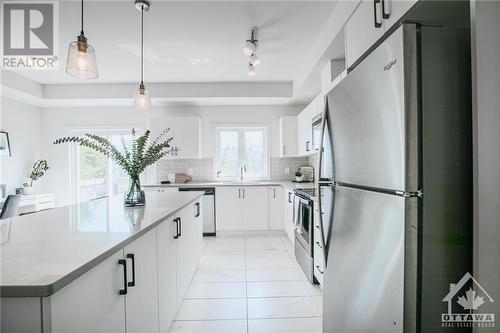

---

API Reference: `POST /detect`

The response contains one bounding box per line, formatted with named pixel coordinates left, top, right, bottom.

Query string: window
left=70, top=129, right=138, bottom=203
left=215, top=126, right=269, bottom=180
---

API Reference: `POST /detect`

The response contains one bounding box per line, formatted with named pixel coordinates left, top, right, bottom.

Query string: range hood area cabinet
left=9, top=201, right=204, bottom=333
left=345, top=0, right=419, bottom=68
left=150, top=117, right=202, bottom=159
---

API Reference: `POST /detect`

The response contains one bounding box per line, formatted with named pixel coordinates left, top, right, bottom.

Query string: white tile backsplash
left=156, top=156, right=314, bottom=182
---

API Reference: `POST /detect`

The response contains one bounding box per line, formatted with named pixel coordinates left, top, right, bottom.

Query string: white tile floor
left=169, top=231, right=323, bottom=333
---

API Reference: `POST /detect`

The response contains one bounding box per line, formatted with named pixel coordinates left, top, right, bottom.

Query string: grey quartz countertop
left=0, top=191, right=203, bottom=298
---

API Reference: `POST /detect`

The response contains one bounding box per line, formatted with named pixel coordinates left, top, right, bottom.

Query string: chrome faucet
left=240, top=164, right=246, bottom=182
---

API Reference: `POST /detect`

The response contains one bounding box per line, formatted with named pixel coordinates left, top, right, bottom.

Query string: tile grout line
left=244, top=232, right=249, bottom=333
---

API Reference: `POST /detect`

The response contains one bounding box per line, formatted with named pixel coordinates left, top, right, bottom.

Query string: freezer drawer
left=323, top=185, right=407, bottom=333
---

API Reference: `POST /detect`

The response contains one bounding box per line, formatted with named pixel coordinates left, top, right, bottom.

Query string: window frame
left=214, top=124, right=270, bottom=181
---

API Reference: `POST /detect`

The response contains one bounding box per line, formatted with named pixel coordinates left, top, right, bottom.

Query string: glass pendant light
left=248, top=63, right=256, bottom=76
left=134, top=0, right=151, bottom=111
left=66, top=0, right=98, bottom=79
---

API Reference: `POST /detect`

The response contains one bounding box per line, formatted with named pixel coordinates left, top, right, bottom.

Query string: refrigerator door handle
left=317, top=97, right=328, bottom=182
left=317, top=183, right=331, bottom=266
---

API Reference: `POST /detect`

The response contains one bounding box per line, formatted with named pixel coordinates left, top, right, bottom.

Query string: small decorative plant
left=29, top=160, right=50, bottom=186
left=54, top=129, right=177, bottom=207
left=22, top=160, right=50, bottom=194
left=295, top=169, right=303, bottom=182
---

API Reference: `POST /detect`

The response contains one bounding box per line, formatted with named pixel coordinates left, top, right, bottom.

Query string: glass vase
left=124, top=176, right=145, bottom=207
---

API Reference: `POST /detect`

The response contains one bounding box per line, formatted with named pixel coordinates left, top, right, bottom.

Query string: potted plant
left=23, top=160, right=50, bottom=195
left=295, top=169, right=304, bottom=182
left=54, top=129, right=176, bottom=207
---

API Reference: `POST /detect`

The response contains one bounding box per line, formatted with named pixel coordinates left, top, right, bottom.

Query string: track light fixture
left=243, top=27, right=260, bottom=76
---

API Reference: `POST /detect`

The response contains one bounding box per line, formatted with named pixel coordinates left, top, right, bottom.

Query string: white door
left=279, top=116, right=297, bottom=157
left=174, top=117, right=201, bottom=159
left=157, top=218, right=178, bottom=332
left=384, top=0, right=418, bottom=28
left=50, top=250, right=126, bottom=333
left=345, top=0, right=385, bottom=68
left=216, top=187, right=242, bottom=230
left=241, top=186, right=269, bottom=230
left=269, top=186, right=284, bottom=230
left=124, top=229, right=159, bottom=333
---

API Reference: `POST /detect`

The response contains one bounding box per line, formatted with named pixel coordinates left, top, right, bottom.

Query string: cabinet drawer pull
left=195, top=202, right=200, bottom=217
left=118, top=259, right=128, bottom=295
left=126, top=254, right=136, bottom=287
left=316, top=241, right=323, bottom=249
left=315, top=225, right=320, bottom=229
left=316, top=265, right=324, bottom=275
left=373, top=0, right=382, bottom=28
left=381, top=0, right=390, bottom=19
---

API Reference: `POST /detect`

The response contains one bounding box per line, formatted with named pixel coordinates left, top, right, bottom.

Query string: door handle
left=373, top=0, right=382, bottom=28
left=195, top=202, right=200, bottom=217
left=126, top=253, right=136, bottom=287
left=118, top=259, right=127, bottom=295
left=316, top=265, right=324, bottom=275
left=381, top=0, right=390, bottom=19
left=174, top=218, right=179, bottom=239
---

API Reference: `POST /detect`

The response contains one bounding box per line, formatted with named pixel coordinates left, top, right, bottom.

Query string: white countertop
left=0, top=191, right=203, bottom=297
left=143, top=180, right=316, bottom=189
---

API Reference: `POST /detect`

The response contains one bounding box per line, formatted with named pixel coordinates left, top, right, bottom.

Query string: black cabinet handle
left=174, top=218, right=179, bottom=239
left=373, top=0, right=382, bottom=28
left=306, top=141, right=311, bottom=152
left=178, top=217, right=182, bottom=237
left=316, top=265, right=324, bottom=275
left=288, top=192, right=292, bottom=203
left=242, top=189, right=245, bottom=199
left=316, top=241, right=323, bottom=249
left=381, top=0, right=390, bottom=19
left=273, top=188, right=276, bottom=198
left=238, top=188, right=241, bottom=198
left=118, top=259, right=127, bottom=295
left=316, top=225, right=320, bottom=229
left=126, top=254, right=136, bottom=287
left=195, top=202, right=200, bottom=217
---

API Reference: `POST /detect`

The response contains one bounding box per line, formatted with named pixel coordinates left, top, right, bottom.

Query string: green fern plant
left=54, top=128, right=177, bottom=179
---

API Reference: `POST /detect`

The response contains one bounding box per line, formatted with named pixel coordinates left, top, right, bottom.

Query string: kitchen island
left=1, top=191, right=204, bottom=333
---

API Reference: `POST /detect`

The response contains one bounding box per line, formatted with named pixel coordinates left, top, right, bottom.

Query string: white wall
left=472, top=1, right=500, bottom=329
left=40, top=104, right=302, bottom=206
left=0, top=97, right=42, bottom=195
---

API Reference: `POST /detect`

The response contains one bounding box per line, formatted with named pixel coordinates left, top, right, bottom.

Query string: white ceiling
left=19, top=1, right=338, bottom=85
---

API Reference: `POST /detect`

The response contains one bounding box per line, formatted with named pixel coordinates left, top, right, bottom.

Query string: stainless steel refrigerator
left=317, top=24, right=472, bottom=333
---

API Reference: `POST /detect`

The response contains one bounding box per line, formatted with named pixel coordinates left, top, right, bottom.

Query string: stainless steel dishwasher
left=178, top=187, right=216, bottom=236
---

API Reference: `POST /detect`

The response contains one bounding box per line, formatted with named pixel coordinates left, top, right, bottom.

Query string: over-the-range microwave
left=311, top=113, right=322, bottom=152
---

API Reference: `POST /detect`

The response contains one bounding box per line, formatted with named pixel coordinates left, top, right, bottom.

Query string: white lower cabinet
left=47, top=200, right=203, bottom=333
left=284, top=189, right=295, bottom=243
left=216, top=186, right=269, bottom=230
left=50, top=249, right=126, bottom=333
left=269, top=186, right=284, bottom=230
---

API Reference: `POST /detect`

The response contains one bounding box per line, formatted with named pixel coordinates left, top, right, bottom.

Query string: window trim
left=214, top=124, right=270, bottom=181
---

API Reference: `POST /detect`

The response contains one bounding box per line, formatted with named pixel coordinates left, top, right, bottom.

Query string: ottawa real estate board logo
left=442, top=272, right=495, bottom=329
left=1, top=1, right=59, bottom=70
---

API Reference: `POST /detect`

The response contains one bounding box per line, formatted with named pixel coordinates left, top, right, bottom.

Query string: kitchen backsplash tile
left=156, top=156, right=314, bottom=182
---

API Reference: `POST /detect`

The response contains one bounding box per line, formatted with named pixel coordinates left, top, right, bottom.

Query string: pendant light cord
left=140, top=6, right=144, bottom=85
left=80, top=0, right=84, bottom=35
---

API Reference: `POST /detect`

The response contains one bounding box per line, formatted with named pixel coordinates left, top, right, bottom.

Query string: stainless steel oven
left=293, top=189, right=315, bottom=282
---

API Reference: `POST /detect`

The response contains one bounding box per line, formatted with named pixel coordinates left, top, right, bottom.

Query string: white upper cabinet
left=346, top=0, right=418, bottom=68
left=173, top=117, right=202, bottom=159
left=150, top=117, right=202, bottom=160
left=297, top=97, right=322, bottom=156
left=384, top=0, right=418, bottom=28
left=345, top=0, right=385, bottom=68
left=279, top=116, right=298, bottom=157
